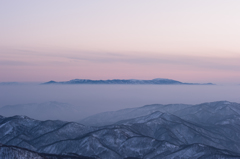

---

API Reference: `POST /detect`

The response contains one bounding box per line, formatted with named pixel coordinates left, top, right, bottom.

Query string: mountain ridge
left=79, top=101, right=238, bottom=126
left=0, top=144, right=95, bottom=159
left=1, top=101, right=240, bottom=158
left=42, top=78, right=214, bottom=85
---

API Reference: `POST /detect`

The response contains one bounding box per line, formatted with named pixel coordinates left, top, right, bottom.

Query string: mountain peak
left=12, top=115, right=31, bottom=119
left=43, top=80, right=56, bottom=84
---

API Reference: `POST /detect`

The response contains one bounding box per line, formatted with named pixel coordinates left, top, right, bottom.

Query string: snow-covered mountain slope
left=150, top=143, right=240, bottom=159
left=0, top=144, right=95, bottom=159
left=1, top=103, right=240, bottom=158
left=0, top=101, right=81, bottom=121
left=43, top=78, right=213, bottom=85
left=115, top=111, right=240, bottom=153
left=79, top=103, right=192, bottom=126
left=1, top=101, right=240, bottom=159
left=0, top=144, right=44, bottom=159
left=174, top=101, right=240, bottom=125
left=0, top=115, right=96, bottom=151
left=1, top=142, right=239, bottom=159
left=79, top=101, right=240, bottom=126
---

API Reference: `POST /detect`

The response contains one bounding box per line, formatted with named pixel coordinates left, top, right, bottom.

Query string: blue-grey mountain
left=1, top=101, right=240, bottom=158
left=43, top=78, right=214, bottom=85
left=0, top=144, right=95, bottom=159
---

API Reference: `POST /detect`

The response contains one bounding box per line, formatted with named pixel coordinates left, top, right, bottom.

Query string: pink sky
left=0, top=0, right=240, bottom=83
left=1, top=48, right=240, bottom=83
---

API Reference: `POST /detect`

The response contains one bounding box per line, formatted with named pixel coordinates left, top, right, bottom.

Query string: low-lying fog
left=0, top=84, right=240, bottom=121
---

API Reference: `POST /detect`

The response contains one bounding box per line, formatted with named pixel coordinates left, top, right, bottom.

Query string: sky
left=0, top=0, right=240, bottom=83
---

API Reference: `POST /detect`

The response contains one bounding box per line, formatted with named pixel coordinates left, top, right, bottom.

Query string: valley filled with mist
left=1, top=84, right=240, bottom=120
left=1, top=84, right=240, bottom=158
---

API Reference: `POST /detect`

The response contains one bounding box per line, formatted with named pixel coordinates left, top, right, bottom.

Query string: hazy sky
left=1, top=0, right=240, bottom=83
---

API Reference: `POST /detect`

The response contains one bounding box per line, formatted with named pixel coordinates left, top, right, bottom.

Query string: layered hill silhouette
left=1, top=101, right=240, bottom=158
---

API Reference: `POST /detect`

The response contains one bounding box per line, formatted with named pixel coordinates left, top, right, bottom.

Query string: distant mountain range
left=43, top=78, right=214, bottom=85
left=79, top=101, right=240, bottom=126
left=0, top=101, right=81, bottom=121
left=1, top=101, right=240, bottom=158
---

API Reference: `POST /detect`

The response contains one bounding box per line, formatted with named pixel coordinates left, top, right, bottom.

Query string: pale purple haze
left=1, top=84, right=240, bottom=119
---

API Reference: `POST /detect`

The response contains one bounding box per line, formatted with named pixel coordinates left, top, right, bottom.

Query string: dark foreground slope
left=1, top=143, right=240, bottom=159
left=0, top=144, right=95, bottom=159
left=1, top=101, right=240, bottom=159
